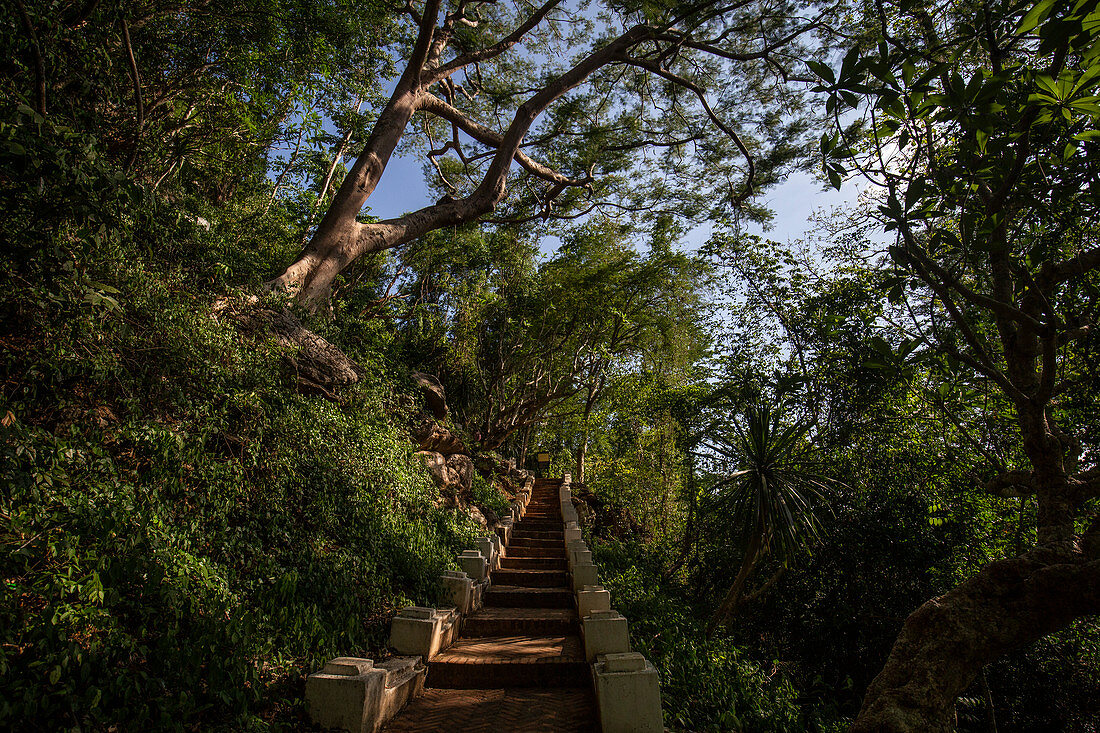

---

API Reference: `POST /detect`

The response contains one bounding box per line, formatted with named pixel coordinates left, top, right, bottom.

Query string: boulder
left=467, top=504, right=488, bottom=530
left=411, top=419, right=468, bottom=455
left=416, top=451, right=474, bottom=495
left=444, top=454, right=473, bottom=493
left=411, top=372, right=448, bottom=420
left=416, top=451, right=447, bottom=488
left=479, top=506, right=500, bottom=528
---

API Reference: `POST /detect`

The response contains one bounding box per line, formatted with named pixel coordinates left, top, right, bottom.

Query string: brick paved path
left=384, top=478, right=597, bottom=732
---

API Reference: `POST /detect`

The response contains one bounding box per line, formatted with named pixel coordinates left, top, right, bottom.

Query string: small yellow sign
left=536, top=452, right=551, bottom=462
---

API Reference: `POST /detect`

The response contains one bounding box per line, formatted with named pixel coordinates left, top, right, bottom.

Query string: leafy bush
left=0, top=150, right=480, bottom=727
left=592, top=539, right=846, bottom=733
left=470, top=470, right=509, bottom=517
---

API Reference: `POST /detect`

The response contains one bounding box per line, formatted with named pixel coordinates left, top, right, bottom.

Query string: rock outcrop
left=411, top=418, right=468, bottom=455
left=411, top=372, right=448, bottom=420
left=417, top=451, right=474, bottom=496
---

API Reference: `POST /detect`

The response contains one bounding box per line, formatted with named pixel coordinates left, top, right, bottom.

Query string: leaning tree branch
left=14, top=0, right=46, bottom=116
left=120, top=17, right=144, bottom=172
left=347, top=25, right=653, bottom=256
left=852, top=550, right=1100, bottom=732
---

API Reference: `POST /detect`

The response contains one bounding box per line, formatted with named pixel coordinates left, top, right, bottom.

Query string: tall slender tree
left=817, top=0, right=1100, bottom=728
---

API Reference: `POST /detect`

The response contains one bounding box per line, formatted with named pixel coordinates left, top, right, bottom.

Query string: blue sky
left=362, top=148, right=860, bottom=257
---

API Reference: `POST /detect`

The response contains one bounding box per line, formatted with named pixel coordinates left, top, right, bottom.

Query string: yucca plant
left=702, top=403, right=834, bottom=635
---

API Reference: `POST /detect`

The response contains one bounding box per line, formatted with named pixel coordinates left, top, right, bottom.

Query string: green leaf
left=807, top=60, right=835, bottom=84
left=1018, top=0, right=1056, bottom=34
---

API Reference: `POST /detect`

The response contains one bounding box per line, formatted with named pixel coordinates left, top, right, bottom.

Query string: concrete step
left=511, top=529, right=564, bottom=540
left=515, top=522, right=562, bottom=533
left=462, top=607, right=578, bottom=636
left=485, top=585, right=573, bottom=608
left=500, top=557, right=566, bottom=571
left=427, top=635, right=588, bottom=688
left=492, top=569, right=568, bottom=588
left=381, top=688, right=597, bottom=732
left=510, top=537, right=563, bottom=549
left=505, top=546, right=564, bottom=559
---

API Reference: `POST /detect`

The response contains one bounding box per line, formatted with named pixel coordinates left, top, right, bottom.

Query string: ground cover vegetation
left=2, top=0, right=1097, bottom=730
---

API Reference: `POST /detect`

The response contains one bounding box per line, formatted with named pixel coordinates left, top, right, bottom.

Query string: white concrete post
left=577, top=584, right=611, bottom=618
left=440, top=571, right=474, bottom=615
left=458, top=550, right=489, bottom=583
left=566, top=540, right=588, bottom=570
left=572, top=561, right=598, bottom=592
left=388, top=607, right=456, bottom=658
left=477, top=536, right=497, bottom=570
left=306, top=656, right=426, bottom=733
left=497, top=518, right=514, bottom=545
left=570, top=548, right=592, bottom=569
left=564, top=521, right=582, bottom=544
left=490, top=533, right=503, bottom=561
left=583, top=610, right=631, bottom=662
left=305, top=657, right=385, bottom=733
left=593, top=653, right=664, bottom=733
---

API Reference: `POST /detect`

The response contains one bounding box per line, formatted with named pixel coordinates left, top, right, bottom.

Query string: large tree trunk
left=852, top=547, right=1100, bottom=732
left=266, top=89, right=422, bottom=307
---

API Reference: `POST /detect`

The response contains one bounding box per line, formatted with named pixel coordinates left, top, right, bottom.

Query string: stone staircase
left=383, top=477, right=597, bottom=731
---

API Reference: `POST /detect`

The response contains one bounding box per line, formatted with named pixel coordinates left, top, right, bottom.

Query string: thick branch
left=343, top=26, right=652, bottom=256
left=853, top=550, right=1100, bottom=733
left=984, top=470, right=1035, bottom=498
left=408, top=0, right=445, bottom=85
left=1073, top=467, right=1100, bottom=503
left=1047, top=246, right=1100, bottom=285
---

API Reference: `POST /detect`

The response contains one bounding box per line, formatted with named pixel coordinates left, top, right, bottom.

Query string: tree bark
left=851, top=549, right=1100, bottom=732
left=705, top=527, right=764, bottom=637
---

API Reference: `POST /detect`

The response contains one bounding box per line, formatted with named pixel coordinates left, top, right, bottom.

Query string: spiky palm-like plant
left=703, top=404, right=833, bottom=635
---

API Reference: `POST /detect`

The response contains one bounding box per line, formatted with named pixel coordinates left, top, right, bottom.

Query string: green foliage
left=0, top=158, right=479, bottom=728
left=593, top=539, right=847, bottom=732
left=470, top=469, right=508, bottom=517
left=706, top=404, right=831, bottom=562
